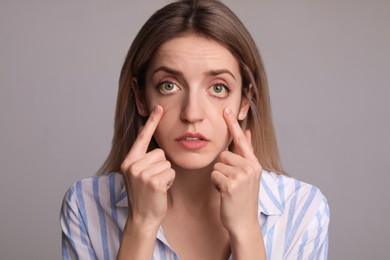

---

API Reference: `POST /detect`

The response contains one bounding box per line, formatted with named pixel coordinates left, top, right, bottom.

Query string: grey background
left=1, top=0, right=389, bottom=259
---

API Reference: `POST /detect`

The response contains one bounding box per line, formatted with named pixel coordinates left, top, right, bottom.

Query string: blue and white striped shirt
left=60, top=170, right=329, bottom=259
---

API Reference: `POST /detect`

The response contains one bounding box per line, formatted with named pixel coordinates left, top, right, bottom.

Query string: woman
left=60, top=0, right=329, bottom=259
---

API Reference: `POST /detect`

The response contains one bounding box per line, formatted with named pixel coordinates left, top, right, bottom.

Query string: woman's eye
left=158, top=81, right=180, bottom=94
left=208, top=83, right=229, bottom=98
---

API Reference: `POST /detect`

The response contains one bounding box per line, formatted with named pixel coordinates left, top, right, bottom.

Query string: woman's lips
left=175, top=133, right=209, bottom=150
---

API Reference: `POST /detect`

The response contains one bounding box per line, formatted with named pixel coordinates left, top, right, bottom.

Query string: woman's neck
left=167, top=163, right=220, bottom=214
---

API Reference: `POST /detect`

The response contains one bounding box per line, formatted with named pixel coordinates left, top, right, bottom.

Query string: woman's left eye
left=208, top=83, right=229, bottom=98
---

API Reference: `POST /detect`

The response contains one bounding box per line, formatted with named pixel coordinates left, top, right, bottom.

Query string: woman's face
left=140, top=34, right=249, bottom=170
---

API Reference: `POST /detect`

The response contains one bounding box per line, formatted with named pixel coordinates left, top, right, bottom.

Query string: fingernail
left=224, top=107, right=232, bottom=115
left=154, top=105, right=162, bottom=113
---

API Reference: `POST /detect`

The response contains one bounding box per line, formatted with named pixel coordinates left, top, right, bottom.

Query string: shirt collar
left=258, top=170, right=285, bottom=216
left=116, top=180, right=128, bottom=207
left=116, top=170, right=285, bottom=216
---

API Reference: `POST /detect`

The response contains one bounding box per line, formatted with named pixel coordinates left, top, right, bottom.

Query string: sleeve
left=60, top=183, right=96, bottom=260
left=284, top=193, right=330, bottom=260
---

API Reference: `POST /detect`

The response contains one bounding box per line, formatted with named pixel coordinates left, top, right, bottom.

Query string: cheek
left=208, top=99, right=242, bottom=143
left=154, top=113, right=170, bottom=133
left=145, top=93, right=177, bottom=115
left=207, top=108, right=230, bottom=140
left=208, top=98, right=241, bottom=123
left=152, top=105, right=178, bottom=141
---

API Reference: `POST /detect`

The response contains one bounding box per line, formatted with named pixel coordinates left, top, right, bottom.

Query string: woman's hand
left=118, top=105, right=175, bottom=259
left=211, top=107, right=266, bottom=259
left=120, top=105, right=175, bottom=230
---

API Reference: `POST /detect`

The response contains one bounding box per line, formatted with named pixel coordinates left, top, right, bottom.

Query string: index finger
left=223, top=107, right=255, bottom=159
left=128, top=105, right=163, bottom=158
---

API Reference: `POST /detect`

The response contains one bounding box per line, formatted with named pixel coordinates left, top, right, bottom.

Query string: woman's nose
left=180, top=92, right=205, bottom=123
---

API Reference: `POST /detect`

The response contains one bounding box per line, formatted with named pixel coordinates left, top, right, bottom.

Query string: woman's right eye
left=158, top=81, right=180, bottom=94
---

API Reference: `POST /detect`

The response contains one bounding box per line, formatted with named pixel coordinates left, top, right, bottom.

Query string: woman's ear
left=132, top=78, right=148, bottom=117
left=238, top=84, right=253, bottom=120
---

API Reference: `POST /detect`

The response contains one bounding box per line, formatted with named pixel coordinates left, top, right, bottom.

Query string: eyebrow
left=152, top=66, right=236, bottom=81
left=152, top=66, right=183, bottom=77
left=207, top=69, right=236, bottom=80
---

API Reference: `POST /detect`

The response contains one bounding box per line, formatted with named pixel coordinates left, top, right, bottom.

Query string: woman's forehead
left=148, top=34, right=240, bottom=76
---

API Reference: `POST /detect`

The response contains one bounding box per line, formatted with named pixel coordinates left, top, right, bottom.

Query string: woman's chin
left=168, top=154, right=217, bottom=172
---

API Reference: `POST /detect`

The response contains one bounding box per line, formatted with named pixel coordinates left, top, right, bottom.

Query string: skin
left=118, top=34, right=266, bottom=260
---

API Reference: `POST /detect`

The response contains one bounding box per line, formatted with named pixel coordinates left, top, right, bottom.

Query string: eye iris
left=165, top=82, right=174, bottom=91
left=214, top=85, right=223, bottom=93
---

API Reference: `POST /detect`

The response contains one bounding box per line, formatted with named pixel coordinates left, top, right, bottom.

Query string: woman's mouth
left=175, top=133, right=209, bottom=150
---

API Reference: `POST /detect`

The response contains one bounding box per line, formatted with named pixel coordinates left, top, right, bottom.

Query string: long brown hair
left=98, top=0, right=284, bottom=175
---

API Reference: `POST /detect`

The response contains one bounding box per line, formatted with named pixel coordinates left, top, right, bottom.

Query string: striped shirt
left=60, top=170, right=329, bottom=259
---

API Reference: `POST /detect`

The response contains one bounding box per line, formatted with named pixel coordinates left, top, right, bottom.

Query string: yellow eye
left=158, top=81, right=180, bottom=94
left=208, top=83, right=229, bottom=98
